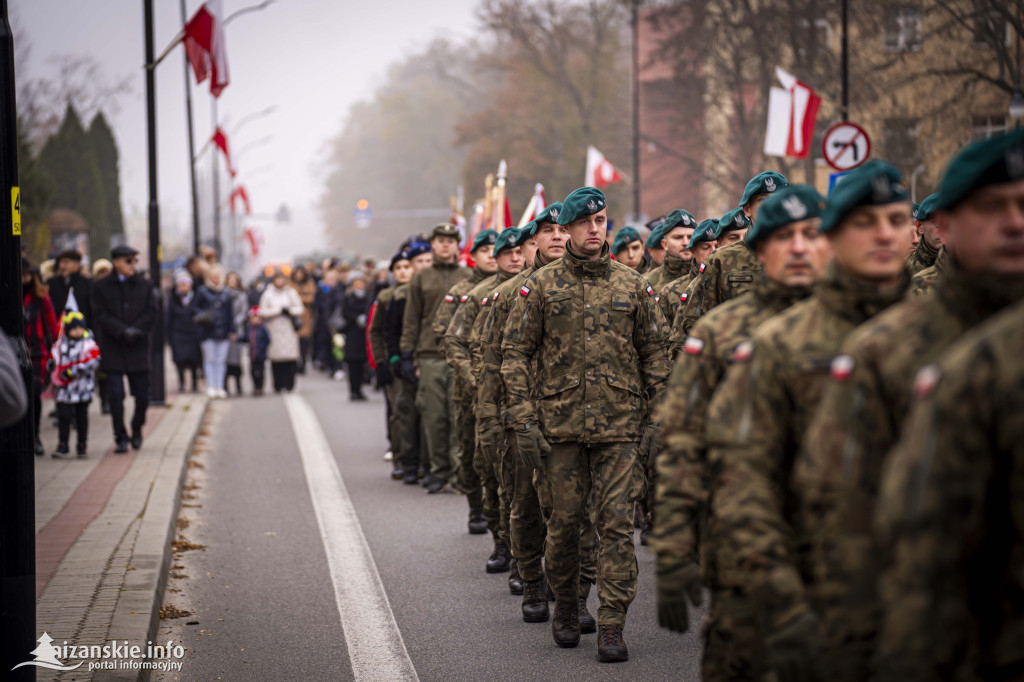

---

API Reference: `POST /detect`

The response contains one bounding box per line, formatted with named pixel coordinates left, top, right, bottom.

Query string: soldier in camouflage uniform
left=645, top=210, right=697, bottom=292
left=704, top=161, right=914, bottom=681
left=612, top=226, right=645, bottom=271
left=677, top=171, right=788, bottom=336
left=905, top=192, right=942, bottom=275
left=794, top=129, right=1024, bottom=681
left=501, top=187, right=670, bottom=662
left=909, top=246, right=947, bottom=296
left=652, top=186, right=830, bottom=682
left=873, top=297, right=1024, bottom=682
left=663, top=219, right=718, bottom=355
left=445, top=228, right=525, bottom=571
left=400, top=224, right=472, bottom=491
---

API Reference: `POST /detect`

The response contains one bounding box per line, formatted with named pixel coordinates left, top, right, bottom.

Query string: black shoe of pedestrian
left=522, top=580, right=550, bottom=623
left=114, top=438, right=129, bottom=454
left=52, top=442, right=70, bottom=459
left=403, top=471, right=419, bottom=485
left=101, top=401, right=111, bottom=415
left=34, top=436, right=44, bottom=456
left=597, top=624, right=628, bottom=662
left=552, top=601, right=580, bottom=648
left=390, top=469, right=405, bottom=481
left=486, top=543, right=511, bottom=573
left=130, top=433, right=143, bottom=450
left=508, top=559, right=524, bottom=595
left=76, top=443, right=88, bottom=458
left=467, top=508, right=487, bottom=535
left=578, top=596, right=596, bottom=634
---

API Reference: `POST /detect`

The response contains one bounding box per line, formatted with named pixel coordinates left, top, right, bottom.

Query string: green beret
left=936, top=128, right=1024, bottom=212
left=915, top=193, right=941, bottom=221
left=661, top=209, right=697, bottom=232
left=745, top=185, right=827, bottom=248
left=820, top=160, right=909, bottom=233
left=513, top=225, right=535, bottom=247
left=535, top=201, right=563, bottom=226
left=493, top=227, right=521, bottom=256
left=739, top=171, right=788, bottom=207
left=431, top=223, right=460, bottom=240
left=556, top=187, right=607, bottom=226
left=471, top=229, right=498, bottom=252
left=646, top=222, right=669, bottom=250
left=716, top=208, right=751, bottom=236
left=687, top=219, right=718, bottom=249
left=612, top=226, right=641, bottom=254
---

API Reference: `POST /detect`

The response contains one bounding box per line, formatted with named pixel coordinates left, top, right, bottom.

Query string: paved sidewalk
left=31, top=386, right=209, bottom=682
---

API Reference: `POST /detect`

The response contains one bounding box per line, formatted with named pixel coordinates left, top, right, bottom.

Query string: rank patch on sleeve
left=444, top=294, right=455, bottom=303
left=830, top=354, right=855, bottom=381
left=913, top=364, right=941, bottom=398
left=733, top=340, right=753, bottom=362
left=520, top=285, right=531, bottom=297
left=683, top=337, right=704, bottom=356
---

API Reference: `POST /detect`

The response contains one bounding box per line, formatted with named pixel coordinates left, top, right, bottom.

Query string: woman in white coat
left=258, top=270, right=304, bottom=392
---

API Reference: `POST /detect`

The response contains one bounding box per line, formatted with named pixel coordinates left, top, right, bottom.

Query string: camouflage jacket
left=795, top=259, right=1024, bottom=679
left=645, top=253, right=690, bottom=293
left=652, top=274, right=812, bottom=579
left=501, top=242, right=670, bottom=443
left=368, top=286, right=395, bottom=368
left=909, top=247, right=948, bottom=297
left=874, top=298, right=1024, bottom=681
left=905, top=236, right=939, bottom=276
left=399, top=260, right=471, bottom=359
left=443, top=270, right=512, bottom=393
left=658, top=260, right=701, bottom=353
left=431, top=266, right=489, bottom=340
left=704, top=263, right=909, bottom=622
left=678, top=241, right=763, bottom=337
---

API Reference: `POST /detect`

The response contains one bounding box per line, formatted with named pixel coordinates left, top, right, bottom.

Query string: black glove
left=122, top=327, right=143, bottom=345
left=656, top=555, right=704, bottom=633
left=765, top=611, right=824, bottom=682
left=515, top=421, right=550, bottom=471
left=400, top=352, right=417, bottom=385
left=376, top=364, right=393, bottom=386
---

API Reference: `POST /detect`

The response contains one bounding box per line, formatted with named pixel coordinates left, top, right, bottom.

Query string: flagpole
left=212, top=97, right=221, bottom=255
left=181, top=0, right=201, bottom=253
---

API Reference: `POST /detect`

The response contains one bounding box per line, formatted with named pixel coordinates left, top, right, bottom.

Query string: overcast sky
left=11, top=0, right=481, bottom=262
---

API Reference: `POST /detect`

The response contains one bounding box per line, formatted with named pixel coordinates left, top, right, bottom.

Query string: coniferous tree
left=89, top=112, right=124, bottom=240
left=16, top=119, right=55, bottom=262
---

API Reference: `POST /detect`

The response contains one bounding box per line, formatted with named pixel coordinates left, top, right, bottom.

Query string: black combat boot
left=467, top=508, right=487, bottom=535
left=578, top=596, right=596, bottom=634
left=486, top=543, right=511, bottom=573
left=551, top=601, right=580, bottom=648
left=597, top=624, right=628, bottom=662
left=521, top=579, right=550, bottom=623
left=403, top=470, right=419, bottom=485
left=52, top=442, right=70, bottom=459
left=508, top=559, right=523, bottom=595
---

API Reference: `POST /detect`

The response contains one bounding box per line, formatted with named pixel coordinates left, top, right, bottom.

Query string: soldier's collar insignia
left=830, top=354, right=855, bottom=381
left=733, top=341, right=754, bottom=362
left=460, top=295, right=469, bottom=303
left=765, top=177, right=777, bottom=192
left=783, top=194, right=807, bottom=220
left=680, top=292, right=688, bottom=302
left=699, top=262, right=706, bottom=273
left=519, top=285, right=531, bottom=297
left=913, top=363, right=941, bottom=397
left=444, top=294, right=455, bottom=302
left=683, top=337, right=704, bottom=356
left=646, top=285, right=655, bottom=296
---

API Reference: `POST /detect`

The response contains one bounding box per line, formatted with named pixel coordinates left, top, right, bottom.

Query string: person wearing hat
left=906, top=191, right=943, bottom=275
left=645, top=210, right=698, bottom=291
left=502, top=187, right=670, bottom=661
left=715, top=207, right=752, bottom=248
left=258, top=268, right=305, bottom=394
left=612, top=226, right=645, bottom=271
left=703, top=161, right=914, bottom=681
left=90, top=245, right=158, bottom=453
left=49, top=310, right=101, bottom=458
left=644, top=216, right=668, bottom=269
left=400, top=223, right=472, bottom=492
left=48, top=249, right=92, bottom=325
left=653, top=186, right=830, bottom=680
left=340, top=271, right=372, bottom=401
left=167, top=270, right=202, bottom=393
left=678, top=171, right=788, bottom=337
left=657, top=219, right=719, bottom=340
left=795, top=129, right=1024, bottom=681
left=22, top=257, right=59, bottom=455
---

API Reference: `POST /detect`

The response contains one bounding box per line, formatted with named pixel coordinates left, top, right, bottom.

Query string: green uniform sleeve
left=501, top=281, right=544, bottom=426
left=444, top=298, right=479, bottom=389
left=634, top=281, right=671, bottom=412
left=476, top=289, right=513, bottom=421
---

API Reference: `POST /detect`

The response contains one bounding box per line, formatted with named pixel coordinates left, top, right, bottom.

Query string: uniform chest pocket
left=545, top=290, right=573, bottom=317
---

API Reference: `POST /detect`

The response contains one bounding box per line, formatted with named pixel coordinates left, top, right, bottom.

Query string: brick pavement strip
left=33, top=393, right=208, bottom=682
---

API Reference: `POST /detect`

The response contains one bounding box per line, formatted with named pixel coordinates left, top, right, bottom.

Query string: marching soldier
left=612, top=226, right=645, bottom=271
left=704, top=161, right=914, bottom=680
left=501, top=187, right=670, bottom=662
left=714, top=205, right=752, bottom=248
left=661, top=218, right=718, bottom=350
left=795, top=129, right=1024, bottom=681
left=653, top=185, right=830, bottom=682
left=906, top=192, right=942, bottom=275
left=645, top=209, right=697, bottom=291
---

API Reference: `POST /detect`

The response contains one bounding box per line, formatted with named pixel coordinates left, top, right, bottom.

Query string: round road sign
left=822, top=122, right=871, bottom=172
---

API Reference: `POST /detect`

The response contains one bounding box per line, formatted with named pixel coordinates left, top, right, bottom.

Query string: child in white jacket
left=50, top=311, right=101, bottom=458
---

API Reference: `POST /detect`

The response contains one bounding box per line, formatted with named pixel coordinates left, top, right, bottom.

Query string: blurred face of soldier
left=744, top=193, right=770, bottom=226
left=411, top=253, right=433, bottom=271
left=757, top=218, right=832, bottom=287
left=496, top=246, right=525, bottom=275
left=568, top=208, right=608, bottom=259
left=909, top=220, right=922, bottom=254
left=431, top=235, right=459, bottom=263
left=392, top=260, right=413, bottom=284
left=919, top=218, right=942, bottom=249
left=829, top=202, right=914, bottom=286
left=58, top=257, right=80, bottom=277
left=663, top=226, right=693, bottom=261
left=473, top=244, right=497, bottom=274
left=535, top=221, right=568, bottom=261
left=616, top=240, right=644, bottom=269
left=939, top=180, right=1024, bottom=276
left=691, top=239, right=717, bottom=265
left=520, top=237, right=539, bottom=265
left=718, top=229, right=747, bottom=247
left=648, top=245, right=665, bottom=266
left=113, top=255, right=137, bottom=278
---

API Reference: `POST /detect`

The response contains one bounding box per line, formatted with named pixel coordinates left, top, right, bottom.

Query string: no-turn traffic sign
left=822, top=122, right=871, bottom=172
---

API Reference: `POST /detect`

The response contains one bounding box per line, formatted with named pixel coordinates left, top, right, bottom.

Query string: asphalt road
left=155, top=372, right=705, bottom=681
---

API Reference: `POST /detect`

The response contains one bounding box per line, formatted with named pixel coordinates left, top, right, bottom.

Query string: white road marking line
left=285, top=394, right=419, bottom=681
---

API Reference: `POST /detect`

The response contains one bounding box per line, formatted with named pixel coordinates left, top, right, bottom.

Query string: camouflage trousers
left=452, top=388, right=483, bottom=511
left=474, top=425, right=509, bottom=546
left=543, top=441, right=641, bottom=626
left=702, top=588, right=768, bottom=682
left=415, top=357, right=457, bottom=482
left=384, top=381, right=402, bottom=472
left=395, top=377, right=423, bottom=476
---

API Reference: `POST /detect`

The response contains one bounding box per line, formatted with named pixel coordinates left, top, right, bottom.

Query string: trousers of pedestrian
left=251, top=360, right=265, bottom=392
left=396, top=377, right=422, bottom=476
left=271, top=360, right=297, bottom=392
left=415, top=357, right=457, bottom=482
left=201, top=338, right=230, bottom=391
left=107, top=370, right=150, bottom=441
left=453, top=393, right=483, bottom=510
left=543, top=441, right=641, bottom=626
left=56, top=401, right=89, bottom=446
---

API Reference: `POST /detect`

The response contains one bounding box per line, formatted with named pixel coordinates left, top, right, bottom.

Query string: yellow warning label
left=11, top=187, right=20, bottom=236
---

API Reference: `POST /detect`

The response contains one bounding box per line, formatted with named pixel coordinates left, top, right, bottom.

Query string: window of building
left=883, top=118, right=922, bottom=173
left=972, top=2, right=1010, bottom=48
left=884, top=5, right=922, bottom=52
left=972, top=115, right=1010, bottom=140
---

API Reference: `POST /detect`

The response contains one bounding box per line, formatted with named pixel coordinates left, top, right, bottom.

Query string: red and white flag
left=517, top=183, right=547, bottom=227
left=183, top=0, right=229, bottom=98
left=585, top=146, right=622, bottom=188
left=764, top=66, right=821, bottom=159
left=230, top=185, right=251, bottom=215
left=211, top=127, right=236, bottom=178
left=243, top=226, right=263, bottom=258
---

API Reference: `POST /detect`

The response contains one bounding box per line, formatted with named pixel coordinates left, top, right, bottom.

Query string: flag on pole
left=244, top=226, right=263, bottom=258
left=764, top=66, right=821, bottom=159
left=585, top=146, right=623, bottom=188
left=517, top=183, right=547, bottom=227
left=183, top=0, right=230, bottom=97
left=212, top=127, right=236, bottom=177
left=230, top=185, right=251, bottom=215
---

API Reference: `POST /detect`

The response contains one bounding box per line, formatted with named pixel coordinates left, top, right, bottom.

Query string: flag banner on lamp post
left=764, top=66, right=821, bottom=159
left=183, top=0, right=230, bottom=97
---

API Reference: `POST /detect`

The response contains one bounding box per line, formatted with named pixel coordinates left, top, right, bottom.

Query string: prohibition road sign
left=822, top=122, right=871, bottom=171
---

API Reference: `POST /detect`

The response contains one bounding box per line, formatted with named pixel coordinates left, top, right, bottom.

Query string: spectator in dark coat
left=167, top=271, right=202, bottom=392
left=22, top=257, right=58, bottom=455
left=47, top=249, right=92, bottom=322
left=342, top=272, right=371, bottom=400
left=90, top=245, right=158, bottom=453
left=195, top=265, right=236, bottom=399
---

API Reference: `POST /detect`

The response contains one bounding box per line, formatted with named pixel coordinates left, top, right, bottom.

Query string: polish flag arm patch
left=520, top=285, right=531, bottom=297
left=913, top=364, right=941, bottom=397
left=460, top=295, right=470, bottom=303
left=733, top=341, right=754, bottom=362
left=830, top=354, right=855, bottom=381
left=444, top=294, right=455, bottom=303
left=683, top=337, right=704, bottom=356
left=646, top=285, right=655, bottom=297
left=680, top=292, right=688, bottom=303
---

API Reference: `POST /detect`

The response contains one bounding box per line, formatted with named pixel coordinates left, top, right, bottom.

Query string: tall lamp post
left=628, top=0, right=641, bottom=221
left=143, top=0, right=166, bottom=405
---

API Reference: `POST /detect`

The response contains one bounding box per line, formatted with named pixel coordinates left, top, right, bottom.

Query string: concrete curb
left=94, top=395, right=209, bottom=682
